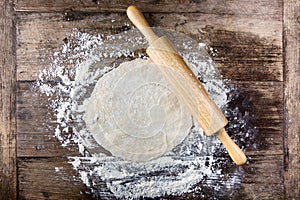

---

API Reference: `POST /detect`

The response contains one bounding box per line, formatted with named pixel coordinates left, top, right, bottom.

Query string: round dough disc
left=85, top=58, right=192, bottom=162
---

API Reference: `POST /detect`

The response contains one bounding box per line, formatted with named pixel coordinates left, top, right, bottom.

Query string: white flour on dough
left=85, top=58, right=193, bottom=162
left=37, top=28, right=245, bottom=199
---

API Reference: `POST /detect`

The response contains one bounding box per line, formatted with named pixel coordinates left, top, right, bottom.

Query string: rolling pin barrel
left=147, top=36, right=228, bottom=135
left=127, top=6, right=247, bottom=165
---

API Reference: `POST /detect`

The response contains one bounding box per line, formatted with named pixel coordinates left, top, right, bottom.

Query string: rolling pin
left=127, top=6, right=247, bottom=165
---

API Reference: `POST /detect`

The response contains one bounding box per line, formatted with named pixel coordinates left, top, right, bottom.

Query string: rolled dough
left=85, top=58, right=192, bottom=162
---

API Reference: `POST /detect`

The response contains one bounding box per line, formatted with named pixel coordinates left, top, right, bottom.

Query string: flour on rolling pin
left=36, top=28, right=256, bottom=198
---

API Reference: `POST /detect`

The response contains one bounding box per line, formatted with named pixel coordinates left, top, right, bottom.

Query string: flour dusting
left=36, top=28, right=251, bottom=199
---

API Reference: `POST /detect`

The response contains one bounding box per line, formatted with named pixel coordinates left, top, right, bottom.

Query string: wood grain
left=18, top=155, right=285, bottom=199
left=0, top=0, right=17, bottom=199
left=16, top=82, right=83, bottom=158
left=16, top=12, right=129, bottom=81
left=14, top=0, right=282, bottom=16
left=18, top=157, right=91, bottom=200
left=17, top=81, right=283, bottom=157
left=149, top=13, right=283, bottom=82
left=12, top=0, right=291, bottom=199
left=16, top=81, right=285, bottom=198
left=16, top=11, right=283, bottom=82
left=241, top=155, right=284, bottom=199
left=283, top=0, right=300, bottom=198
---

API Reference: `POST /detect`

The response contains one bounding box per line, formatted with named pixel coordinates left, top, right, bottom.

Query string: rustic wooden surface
left=0, top=0, right=17, bottom=199
left=283, top=0, right=300, bottom=198
left=0, top=0, right=299, bottom=199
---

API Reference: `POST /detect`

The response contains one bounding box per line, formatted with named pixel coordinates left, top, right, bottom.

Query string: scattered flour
left=37, top=28, right=246, bottom=199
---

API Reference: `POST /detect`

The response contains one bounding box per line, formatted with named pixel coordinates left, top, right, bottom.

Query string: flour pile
left=37, top=28, right=246, bottom=199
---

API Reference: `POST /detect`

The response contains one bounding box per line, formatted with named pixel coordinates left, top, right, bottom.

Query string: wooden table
left=0, top=0, right=299, bottom=199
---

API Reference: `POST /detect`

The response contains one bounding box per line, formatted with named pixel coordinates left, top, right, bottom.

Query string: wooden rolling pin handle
left=217, top=128, right=247, bottom=165
left=126, top=5, right=158, bottom=43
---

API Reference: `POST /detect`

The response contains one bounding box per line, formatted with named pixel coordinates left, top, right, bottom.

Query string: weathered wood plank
left=18, top=157, right=92, bottom=199
left=17, top=155, right=284, bottom=199
left=0, top=0, right=17, bottom=199
left=17, top=133, right=82, bottom=158
left=233, top=81, right=284, bottom=157
left=150, top=13, right=283, bottom=82
left=16, top=12, right=129, bottom=81
left=283, top=0, right=300, bottom=198
left=14, top=0, right=282, bottom=16
left=16, top=82, right=83, bottom=158
left=17, top=81, right=283, bottom=157
left=235, top=154, right=284, bottom=199
left=16, top=11, right=283, bottom=82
